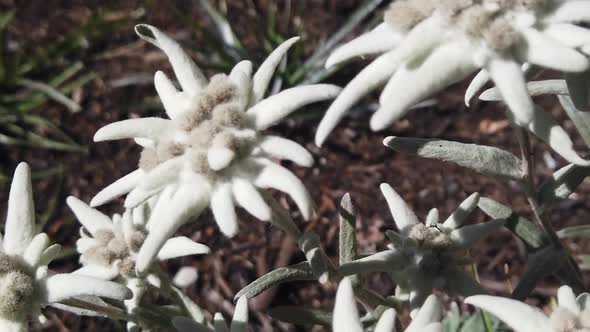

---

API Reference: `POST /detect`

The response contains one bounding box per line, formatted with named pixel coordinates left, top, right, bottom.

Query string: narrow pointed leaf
left=512, top=246, right=564, bottom=300
left=234, top=262, right=315, bottom=300
left=269, top=306, right=332, bottom=326
left=537, top=163, right=590, bottom=208
left=559, top=95, right=590, bottom=148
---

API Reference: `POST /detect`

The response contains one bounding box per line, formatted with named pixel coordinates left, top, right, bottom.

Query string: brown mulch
left=1, top=1, right=589, bottom=331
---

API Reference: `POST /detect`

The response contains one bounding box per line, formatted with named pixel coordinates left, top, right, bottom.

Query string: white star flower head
left=67, top=196, right=210, bottom=281
left=0, top=163, right=132, bottom=331
left=339, top=184, right=504, bottom=311
left=173, top=295, right=249, bottom=332
left=466, top=285, right=590, bottom=332
left=91, top=25, right=341, bottom=273
left=333, top=277, right=444, bottom=332
left=316, top=0, right=590, bottom=146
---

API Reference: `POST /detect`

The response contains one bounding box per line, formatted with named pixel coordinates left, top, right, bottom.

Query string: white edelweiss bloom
left=67, top=196, right=210, bottom=280
left=466, top=285, right=590, bottom=332
left=339, top=184, right=504, bottom=312
left=333, top=278, right=444, bottom=332
left=172, top=295, right=248, bottom=332
left=92, top=24, right=341, bottom=273
left=0, top=163, right=131, bottom=331
left=316, top=0, right=590, bottom=149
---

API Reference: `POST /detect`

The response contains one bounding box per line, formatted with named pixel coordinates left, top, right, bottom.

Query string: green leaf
left=0, top=10, right=15, bottom=31
left=170, top=286, right=207, bottom=324
left=537, top=163, right=590, bottom=208
left=269, top=306, right=332, bottom=326
left=559, top=95, right=590, bottom=149
left=511, top=246, right=563, bottom=300
left=557, top=225, right=590, bottom=239
left=565, top=71, right=590, bottom=112
left=298, top=232, right=331, bottom=283
left=339, top=193, right=360, bottom=286
left=234, top=262, right=315, bottom=300
left=383, top=136, right=524, bottom=181
left=477, top=197, right=547, bottom=250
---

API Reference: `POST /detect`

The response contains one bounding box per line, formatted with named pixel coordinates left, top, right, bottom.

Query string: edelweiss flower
left=466, top=285, right=590, bottom=332
left=333, top=278, right=443, bottom=332
left=339, top=184, right=504, bottom=310
left=316, top=0, right=590, bottom=147
left=0, top=163, right=131, bottom=331
left=66, top=196, right=210, bottom=280
left=91, top=25, right=341, bottom=273
left=173, top=295, right=248, bottom=332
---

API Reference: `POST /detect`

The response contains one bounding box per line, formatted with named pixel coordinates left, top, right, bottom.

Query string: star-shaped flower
left=466, top=285, right=590, bottom=332
left=339, top=184, right=504, bottom=311
left=333, top=277, right=443, bottom=332
left=316, top=0, right=590, bottom=146
left=91, top=25, right=341, bottom=274
left=0, top=163, right=131, bottom=331
left=66, top=196, right=210, bottom=281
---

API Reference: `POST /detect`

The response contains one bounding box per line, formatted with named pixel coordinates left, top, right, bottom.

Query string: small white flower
left=91, top=25, right=341, bottom=274
left=316, top=0, right=590, bottom=151
left=67, top=196, right=210, bottom=280
left=333, top=277, right=443, bottom=332
left=173, top=295, right=249, bottom=332
left=339, top=184, right=503, bottom=311
left=466, top=285, right=590, bottom=332
left=0, top=163, right=131, bottom=331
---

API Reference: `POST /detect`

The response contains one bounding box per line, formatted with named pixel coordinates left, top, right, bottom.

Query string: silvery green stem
left=59, top=298, right=135, bottom=322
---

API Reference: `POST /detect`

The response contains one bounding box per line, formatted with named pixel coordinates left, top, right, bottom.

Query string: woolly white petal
left=405, top=295, right=442, bottom=332
left=208, top=147, right=235, bottom=171
left=543, top=23, right=590, bottom=48
left=339, top=250, right=402, bottom=275
left=333, top=278, right=363, bottom=332
left=77, top=237, right=98, bottom=254
left=254, top=162, right=313, bottom=220
left=372, top=41, right=475, bottom=131
left=258, top=136, right=314, bottom=167
left=514, top=106, right=590, bottom=166
left=251, top=36, right=300, bottom=105
left=230, top=60, right=253, bottom=109
left=558, top=285, right=580, bottom=315
left=465, top=295, right=552, bottom=332
left=380, top=183, right=419, bottom=232
left=248, top=84, right=342, bottom=130
left=326, top=23, right=400, bottom=68
left=39, top=244, right=61, bottom=266
left=480, top=80, right=569, bottom=101
left=4, top=162, right=35, bottom=255
left=91, top=169, right=144, bottom=207
left=443, top=193, right=480, bottom=230
left=449, top=220, right=505, bottom=250
left=136, top=185, right=208, bottom=274
left=230, top=296, right=249, bottom=332
left=517, top=28, right=589, bottom=73
left=374, top=308, right=397, bottom=332
left=157, top=236, right=210, bottom=261
left=0, top=319, right=26, bottom=332
left=210, top=183, right=239, bottom=237
left=125, top=158, right=184, bottom=208
left=392, top=15, right=443, bottom=64
left=44, top=273, right=132, bottom=303
left=486, top=56, right=535, bottom=126
left=577, top=293, right=590, bottom=310
left=232, top=178, right=271, bottom=221
left=154, top=71, right=188, bottom=120
left=23, top=233, right=49, bottom=267
left=214, top=313, right=230, bottom=332
left=135, top=24, right=207, bottom=94
left=94, top=118, right=172, bottom=142
left=548, top=1, right=590, bottom=24
left=423, top=323, right=443, bottom=332
left=66, top=196, right=113, bottom=235
left=465, top=70, right=490, bottom=106
left=315, top=51, right=399, bottom=146
left=74, top=265, right=120, bottom=280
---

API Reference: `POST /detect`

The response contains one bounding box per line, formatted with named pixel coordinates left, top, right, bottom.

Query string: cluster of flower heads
left=316, top=0, right=590, bottom=165
left=467, top=285, right=590, bottom=332
left=0, top=163, right=131, bottom=331
left=91, top=24, right=341, bottom=273
left=339, top=184, right=503, bottom=312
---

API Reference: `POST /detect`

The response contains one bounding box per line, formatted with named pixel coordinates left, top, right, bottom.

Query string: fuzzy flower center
left=408, top=223, right=451, bottom=250
left=81, top=229, right=146, bottom=276
left=384, top=0, right=550, bottom=50
left=550, top=307, right=590, bottom=332
left=0, top=254, right=35, bottom=320
left=139, top=74, right=257, bottom=176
